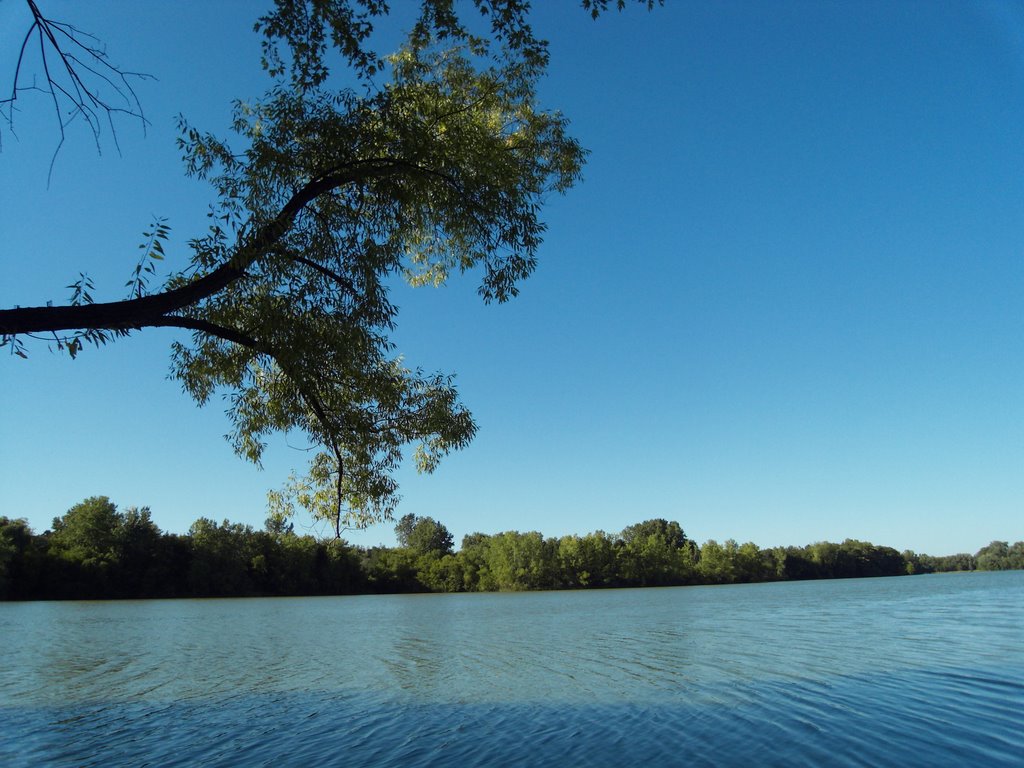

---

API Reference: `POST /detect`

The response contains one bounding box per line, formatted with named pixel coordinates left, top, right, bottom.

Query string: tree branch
left=150, top=314, right=346, bottom=494
left=1, top=0, right=152, bottom=174
left=290, top=253, right=359, bottom=296
left=144, top=315, right=260, bottom=349
left=0, top=159, right=414, bottom=336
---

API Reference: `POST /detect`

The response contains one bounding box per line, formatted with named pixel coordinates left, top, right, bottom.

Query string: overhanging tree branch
left=3, top=0, right=628, bottom=533
left=150, top=313, right=348, bottom=532
left=0, top=159, right=431, bottom=337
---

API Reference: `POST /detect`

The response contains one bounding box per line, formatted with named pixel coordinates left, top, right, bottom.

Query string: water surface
left=3, top=571, right=1022, bottom=766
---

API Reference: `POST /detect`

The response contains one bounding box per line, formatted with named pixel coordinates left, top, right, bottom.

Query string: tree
left=394, top=513, right=454, bottom=556
left=187, top=517, right=258, bottom=596
left=114, top=506, right=164, bottom=591
left=0, top=518, right=37, bottom=599
left=394, top=513, right=419, bottom=549
left=1, top=1, right=656, bottom=534
left=976, top=540, right=1024, bottom=571
left=617, top=519, right=697, bottom=586
left=557, top=531, right=618, bottom=588
left=48, top=496, right=122, bottom=568
left=361, top=545, right=421, bottom=592
left=806, top=540, right=843, bottom=579
left=620, top=518, right=691, bottom=551
left=457, top=532, right=495, bottom=591
left=482, top=530, right=555, bottom=591
left=699, top=539, right=753, bottom=584
left=417, top=553, right=465, bottom=592
left=732, top=541, right=769, bottom=583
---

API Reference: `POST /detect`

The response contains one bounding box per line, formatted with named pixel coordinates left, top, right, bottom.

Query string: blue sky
left=1, top=0, right=1021, bottom=555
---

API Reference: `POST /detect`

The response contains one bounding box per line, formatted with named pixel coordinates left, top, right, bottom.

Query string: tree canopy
left=1, top=1, right=657, bottom=536
left=394, top=513, right=454, bottom=556
left=4, top=498, right=1006, bottom=600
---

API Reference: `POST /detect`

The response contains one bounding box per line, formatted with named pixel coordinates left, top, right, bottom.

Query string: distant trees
left=618, top=520, right=698, bottom=587
left=380, top=513, right=458, bottom=592
left=2, top=498, right=367, bottom=599
left=394, top=514, right=454, bottom=557
left=904, top=550, right=976, bottom=574
left=44, top=496, right=169, bottom=597
left=975, top=541, right=1024, bottom=571
left=0, top=517, right=44, bottom=599
left=48, top=496, right=122, bottom=568
left=361, top=546, right=421, bottom=592
left=187, top=518, right=256, bottom=596
left=479, top=531, right=557, bottom=591
left=3, top=498, right=1021, bottom=600
left=556, top=532, right=618, bottom=588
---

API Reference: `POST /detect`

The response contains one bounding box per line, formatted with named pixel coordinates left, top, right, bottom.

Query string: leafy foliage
left=975, top=541, right=1024, bottom=571
left=126, top=218, right=171, bottom=299
left=394, top=513, right=454, bottom=556
left=167, top=6, right=591, bottom=530
left=48, top=496, right=123, bottom=567
left=3, top=1, right=632, bottom=530
left=2, top=497, right=1017, bottom=600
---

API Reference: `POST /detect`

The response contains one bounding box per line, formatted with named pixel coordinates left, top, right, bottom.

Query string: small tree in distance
left=395, top=513, right=454, bottom=557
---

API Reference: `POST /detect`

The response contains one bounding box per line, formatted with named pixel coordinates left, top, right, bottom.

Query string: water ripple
left=2, top=572, right=1022, bottom=766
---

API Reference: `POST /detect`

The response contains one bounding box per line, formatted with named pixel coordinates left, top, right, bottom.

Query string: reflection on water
left=2, top=572, right=1023, bottom=766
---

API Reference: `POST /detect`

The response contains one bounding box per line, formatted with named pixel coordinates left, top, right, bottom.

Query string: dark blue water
left=3, top=572, right=1022, bottom=766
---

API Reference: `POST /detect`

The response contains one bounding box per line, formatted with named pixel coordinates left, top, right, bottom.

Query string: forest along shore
left=1, top=498, right=1020, bottom=600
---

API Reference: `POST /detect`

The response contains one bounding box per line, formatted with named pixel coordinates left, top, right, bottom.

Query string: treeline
left=1, top=497, right=1020, bottom=600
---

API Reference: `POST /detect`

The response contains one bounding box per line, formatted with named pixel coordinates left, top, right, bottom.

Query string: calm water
left=2, top=571, right=1022, bottom=766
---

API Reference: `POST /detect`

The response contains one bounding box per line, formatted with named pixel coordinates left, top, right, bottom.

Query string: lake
left=2, top=571, right=1022, bottom=766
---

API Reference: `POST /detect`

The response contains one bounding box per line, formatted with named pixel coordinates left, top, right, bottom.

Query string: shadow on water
left=4, top=666, right=1023, bottom=768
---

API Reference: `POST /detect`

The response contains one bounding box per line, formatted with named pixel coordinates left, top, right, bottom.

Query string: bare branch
left=1, top=0, right=153, bottom=171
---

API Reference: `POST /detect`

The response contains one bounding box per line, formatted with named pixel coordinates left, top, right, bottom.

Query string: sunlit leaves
left=126, top=217, right=171, bottom=299
left=167, top=5, right=584, bottom=532
left=3, top=1, right=595, bottom=536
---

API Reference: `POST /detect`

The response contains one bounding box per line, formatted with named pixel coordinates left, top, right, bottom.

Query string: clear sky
left=1, top=0, right=1021, bottom=556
